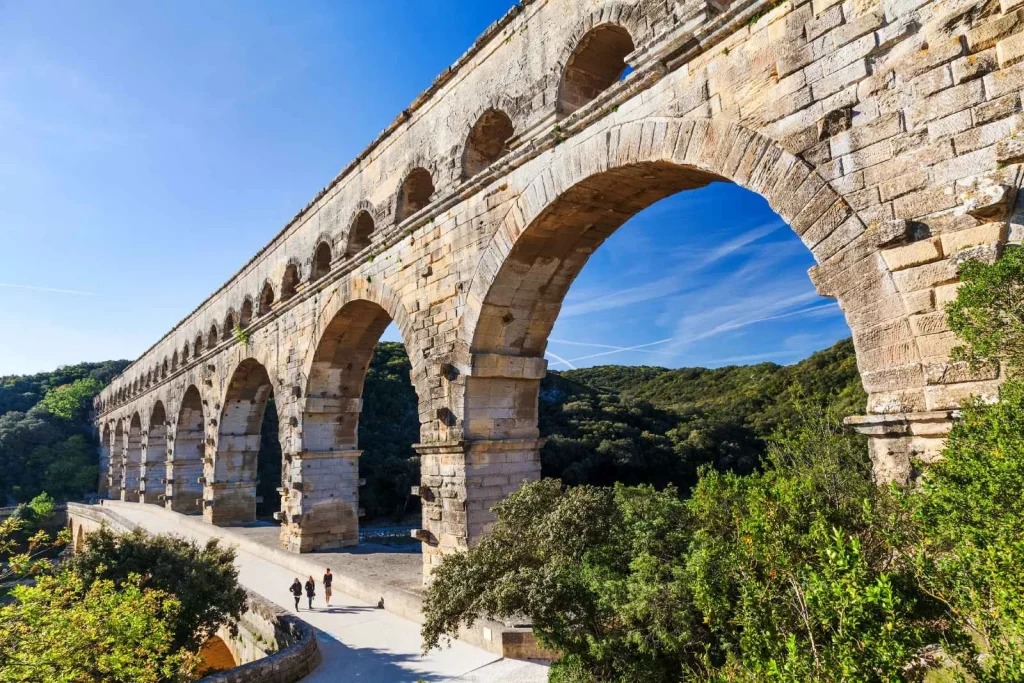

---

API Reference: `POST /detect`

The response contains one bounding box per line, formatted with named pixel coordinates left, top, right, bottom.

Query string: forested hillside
left=0, top=340, right=865, bottom=515
left=0, top=361, right=129, bottom=505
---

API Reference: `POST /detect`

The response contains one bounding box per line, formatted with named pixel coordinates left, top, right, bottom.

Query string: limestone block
left=940, top=223, right=1008, bottom=254
left=906, top=80, right=985, bottom=129
left=972, top=93, right=1021, bottom=126
left=925, top=380, right=1001, bottom=410
left=951, top=49, right=998, bottom=84
left=984, top=60, right=1024, bottom=99
left=902, top=288, right=935, bottom=314
left=923, top=360, right=1000, bottom=384
left=893, top=259, right=958, bottom=292
left=881, top=238, right=943, bottom=271
left=917, top=331, right=960, bottom=359
left=997, top=32, right=1024, bottom=69
left=966, top=10, right=1024, bottom=52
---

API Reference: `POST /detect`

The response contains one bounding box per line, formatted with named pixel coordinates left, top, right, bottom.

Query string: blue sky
left=0, top=0, right=850, bottom=376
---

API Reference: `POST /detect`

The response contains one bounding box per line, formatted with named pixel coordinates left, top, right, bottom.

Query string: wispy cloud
left=704, top=220, right=785, bottom=262
left=0, top=282, right=96, bottom=296
left=546, top=338, right=676, bottom=368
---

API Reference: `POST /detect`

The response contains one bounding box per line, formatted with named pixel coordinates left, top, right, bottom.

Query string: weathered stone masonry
left=95, top=0, right=1024, bottom=580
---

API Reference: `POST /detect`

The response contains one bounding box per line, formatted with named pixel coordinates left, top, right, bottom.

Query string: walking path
left=108, top=503, right=548, bottom=682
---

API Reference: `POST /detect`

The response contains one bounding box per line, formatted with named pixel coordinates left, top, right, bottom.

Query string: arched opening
left=74, top=525, right=84, bottom=554
left=194, top=334, right=204, bottom=357
left=557, top=24, right=635, bottom=116
left=143, top=402, right=167, bottom=505
left=110, top=420, right=124, bottom=499
left=222, top=312, right=235, bottom=341
left=311, top=242, right=332, bottom=281
left=99, top=423, right=112, bottom=496
left=281, top=264, right=299, bottom=301
left=197, top=634, right=237, bottom=676
left=211, top=359, right=276, bottom=526
left=171, top=350, right=179, bottom=372
left=259, top=282, right=275, bottom=315
left=207, top=324, right=218, bottom=350
left=395, top=168, right=434, bottom=223
left=122, top=413, right=143, bottom=502
left=463, top=109, right=515, bottom=178
left=239, top=298, right=253, bottom=328
left=161, top=360, right=168, bottom=379
left=455, top=152, right=862, bottom=572
left=170, top=385, right=206, bottom=514
left=287, top=300, right=420, bottom=552
left=348, top=211, right=375, bottom=255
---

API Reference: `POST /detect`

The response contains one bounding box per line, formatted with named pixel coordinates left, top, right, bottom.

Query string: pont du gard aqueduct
left=94, top=0, right=1024, bottom=580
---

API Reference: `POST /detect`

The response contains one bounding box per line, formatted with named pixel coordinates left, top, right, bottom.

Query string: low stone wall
left=65, top=503, right=321, bottom=683
left=201, top=589, right=320, bottom=683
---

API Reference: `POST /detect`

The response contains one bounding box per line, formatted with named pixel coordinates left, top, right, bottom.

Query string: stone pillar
left=121, top=438, right=142, bottom=502
left=846, top=411, right=956, bottom=484
left=205, top=433, right=259, bottom=526
left=414, top=437, right=542, bottom=581
left=278, top=451, right=361, bottom=552
left=165, top=432, right=205, bottom=514
left=97, top=444, right=110, bottom=496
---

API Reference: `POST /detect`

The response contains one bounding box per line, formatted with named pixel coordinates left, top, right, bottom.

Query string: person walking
left=305, top=576, right=316, bottom=610
left=323, top=568, right=333, bottom=608
left=289, top=578, right=302, bottom=611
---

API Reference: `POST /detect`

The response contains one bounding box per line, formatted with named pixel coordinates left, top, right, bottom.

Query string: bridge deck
left=103, top=501, right=548, bottom=682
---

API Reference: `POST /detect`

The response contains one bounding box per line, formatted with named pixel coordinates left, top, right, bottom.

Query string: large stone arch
left=169, top=384, right=206, bottom=514
left=122, top=413, right=143, bottom=502
left=432, top=116, right=906, bottom=573
left=141, top=401, right=168, bottom=505
left=207, top=351, right=281, bottom=527
left=278, top=281, right=425, bottom=552
left=110, top=419, right=124, bottom=500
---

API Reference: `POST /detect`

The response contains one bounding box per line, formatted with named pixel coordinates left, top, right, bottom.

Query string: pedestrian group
left=289, top=568, right=334, bottom=611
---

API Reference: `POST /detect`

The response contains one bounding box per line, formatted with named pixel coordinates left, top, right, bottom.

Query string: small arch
left=396, top=168, right=435, bottom=223
left=222, top=311, right=236, bottom=341
left=207, top=323, right=218, bottom=349
left=557, top=24, right=635, bottom=116
left=161, top=359, right=168, bottom=379
left=182, top=343, right=190, bottom=363
left=259, top=281, right=275, bottom=315
left=171, top=350, right=179, bottom=372
left=146, top=402, right=168, bottom=505
left=347, top=211, right=375, bottom=255
left=463, top=109, right=515, bottom=178
left=194, top=334, right=204, bottom=357
left=311, top=242, right=332, bottom=281
left=239, top=297, right=254, bottom=328
left=281, top=264, right=300, bottom=301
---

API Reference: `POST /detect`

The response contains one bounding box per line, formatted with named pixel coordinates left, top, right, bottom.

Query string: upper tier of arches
left=96, top=2, right=662, bottom=413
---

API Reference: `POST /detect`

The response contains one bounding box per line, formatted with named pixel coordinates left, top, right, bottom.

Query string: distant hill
left=0, top=340, right=865, bottom=517
left=537, top=339, right=866, bottom=491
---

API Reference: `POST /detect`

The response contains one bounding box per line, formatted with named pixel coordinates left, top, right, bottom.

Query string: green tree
left=946, top=246, right=1024, bottom=371
left=37, top=377, right=104, bottom=422
left=422, top=406, right=929, bottom=682
left=0, top=572, right=199, bottom=683
left=0, top=493, right=69, bottom=588
left=69, top=527, right=247, bottom=653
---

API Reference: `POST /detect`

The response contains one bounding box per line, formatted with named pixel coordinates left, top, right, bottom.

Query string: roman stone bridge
left=94, top=0, right=1024, bottom=579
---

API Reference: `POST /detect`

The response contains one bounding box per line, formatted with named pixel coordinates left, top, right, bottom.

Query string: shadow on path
left=305, top=630, right=447, bottom=683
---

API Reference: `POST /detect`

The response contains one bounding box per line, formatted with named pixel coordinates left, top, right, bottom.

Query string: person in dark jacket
left=289, top=578, right=302, bottom=611
left=305, top=576, right=316, bottom=610
left=323, top=568, right=333, bottom=607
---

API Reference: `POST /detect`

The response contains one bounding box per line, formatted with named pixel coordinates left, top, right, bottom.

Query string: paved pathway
left=110, top=504, right=548, bottom=682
